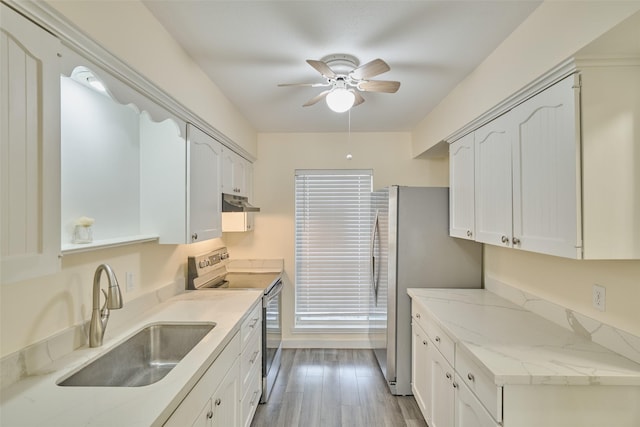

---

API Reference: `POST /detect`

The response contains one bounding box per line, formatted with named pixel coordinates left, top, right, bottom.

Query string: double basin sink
left=58, top=322, right=215, bottom=387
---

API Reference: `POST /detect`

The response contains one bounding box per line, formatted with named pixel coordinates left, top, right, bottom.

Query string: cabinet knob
left=192, top=233, right=198, bottom=240
left=446, top=372, right=452, bottom=380
left=435, top=336, right=441, bottom=343
left=422, top=340, right=427, bottom=346
left=453, top=381, right=459, bottom=389
left=215, top=398, right=221, bottom=406
left=512, top=237, right=521, bottom=246
left=467, top=373, right=475, bottom=382
left=206, top=410, right=213, bottom=419
left=416, top=313, right=421, bottom=319
left=501, top=235, right=509, bottom=244
left=466, top=230, right=473, bottom=237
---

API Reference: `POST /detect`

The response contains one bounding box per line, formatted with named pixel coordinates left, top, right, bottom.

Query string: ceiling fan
left=278, top=54, right=400, bottom=113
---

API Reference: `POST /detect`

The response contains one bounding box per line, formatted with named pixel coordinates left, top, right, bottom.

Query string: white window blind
left=295, top=169, right=373, bottom=328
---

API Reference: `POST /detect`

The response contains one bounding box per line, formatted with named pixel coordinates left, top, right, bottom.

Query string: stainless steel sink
left=58, top=322, right=215, bottom=387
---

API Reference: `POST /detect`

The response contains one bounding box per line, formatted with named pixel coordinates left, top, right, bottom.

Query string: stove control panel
left=187, top=247, right=229, bottom=290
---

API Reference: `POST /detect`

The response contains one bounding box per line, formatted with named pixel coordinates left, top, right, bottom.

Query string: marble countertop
left=0, top=290, right=263, bottom=426
left=407, top=288, right=640, bottom=387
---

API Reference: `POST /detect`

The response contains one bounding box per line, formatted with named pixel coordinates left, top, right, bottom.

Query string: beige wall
left=485, top=246, right=640, bottom=337
left=413, top=2, right=640, bottom=338
left=0, top=1, right=256, bottom=358
left=45, top=0, right=257, bottom=156
left=0, top=239, right=223, bottom=357
left=223, top=132, right=447, bottom=345
left=412, top=0, right=640, bottom=157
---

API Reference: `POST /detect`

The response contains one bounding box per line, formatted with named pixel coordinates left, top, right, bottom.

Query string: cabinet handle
left=249, top=318, right=259, bottom=328
left=215, top=398, right=221, bottom=406
left=250, top=389, right=260, bottom=406
left=435, top=336, right=441, bottom=343
left=250, top=350, right=260, bottom=364
left=416, top=313, right=421, bottom=319
left=192, top=233, right=198, bottom=240
left=466, top=230, right=473, bottom=238
left=446, top=372, right=452, bottom=380
left=512, top=237, right=521, bottom=246
left=467, top=373, right=475, bottom=382
left=501, top=235, right=509, bottom=244
left=206, top=410, right=213, bottom=419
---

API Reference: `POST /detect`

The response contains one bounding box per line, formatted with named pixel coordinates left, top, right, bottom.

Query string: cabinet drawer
left=241, top=302, right=261, bottom=349
left=426, top=318, right=455, bottom=363
left=455, top=374, right=500, bottom=427
left=411, top=302, right=430, bottom=336
left=240, top=361, right=262, bottom=427
left=412, top=301, right=455, bottom=362
left=455, top=349, right=502, bottom=422
left=240, top=331, right=261, bottom=390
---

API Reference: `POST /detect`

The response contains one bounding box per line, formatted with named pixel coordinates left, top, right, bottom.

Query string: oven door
left=261, top=279, right=283, bottom=403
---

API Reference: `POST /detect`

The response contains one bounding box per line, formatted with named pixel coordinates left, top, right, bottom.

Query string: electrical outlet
left=592, top=284, right=606, bottom=312
left=126, top=272, right=135, bottom=292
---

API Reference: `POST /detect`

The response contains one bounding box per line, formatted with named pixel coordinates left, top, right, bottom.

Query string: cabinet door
left=474, top=114, right=513, bottom=248
left=449, top=132, right=476, bottom=239
left=188, top=124, right=222, bottom=243
left=1, top=4, right=61, bottom=283
left=511, top=75, right=581, bottom=258
left=429, top=345, right=455, bottom=427
left=454, top=376, right=500, bottom=427
left=211, top=359, right=240, bottom=427
left=412, top=323, right=432, bottom=424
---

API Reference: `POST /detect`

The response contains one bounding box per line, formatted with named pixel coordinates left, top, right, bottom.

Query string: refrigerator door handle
left=370, top=210, right=379, bottom=302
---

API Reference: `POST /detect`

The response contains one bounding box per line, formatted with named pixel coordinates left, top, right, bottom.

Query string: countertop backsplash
left=485, top=277, right=640, bottom=366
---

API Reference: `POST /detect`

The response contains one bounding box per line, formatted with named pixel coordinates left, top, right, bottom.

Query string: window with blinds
left=294, top=169, right=373, bottom=328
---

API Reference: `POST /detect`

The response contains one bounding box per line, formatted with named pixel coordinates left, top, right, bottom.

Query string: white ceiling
left=143, top=1, right=541, bottom=133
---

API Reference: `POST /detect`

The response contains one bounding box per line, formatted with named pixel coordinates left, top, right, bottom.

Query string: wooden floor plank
left=251, top=348, right=426, bottom=427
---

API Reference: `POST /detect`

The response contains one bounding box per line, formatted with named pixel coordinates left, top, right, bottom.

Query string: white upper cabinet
left=141, top=123, right=222, bottom=244
left=1, top=4, right=61, bottom=283
left=188, top=125, right=223, bottom=242
left=474, top=113, right=513, bottom=248
left=454, top=61, right=640, bottom=260
left=510, top=75, right=581, bottom=258
left=222, top=148, right=252, bottom=198
left=449, top=133, right=476, bottom=240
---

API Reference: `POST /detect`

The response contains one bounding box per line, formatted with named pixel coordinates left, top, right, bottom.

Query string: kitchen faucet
left=89, top=264, right=123, bottom=347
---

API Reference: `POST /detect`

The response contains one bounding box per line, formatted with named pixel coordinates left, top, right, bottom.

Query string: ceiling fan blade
left=278, top=82, right=330, bottom=88
left=350, top=58, right=390, bottom=80
left=303, top=90, right=331, bottom=107
left=352, top=90, right=365, bottom=107
left=306, top=59, right=337, bottom=79
left=358, top=80, right=401, bottom=93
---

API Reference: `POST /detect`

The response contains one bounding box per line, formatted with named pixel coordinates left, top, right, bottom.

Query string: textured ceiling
left=143, top=1, right=541, bottom=133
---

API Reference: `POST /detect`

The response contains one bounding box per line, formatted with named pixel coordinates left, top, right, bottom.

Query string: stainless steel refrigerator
left=369, top=186, right=482, bottom=395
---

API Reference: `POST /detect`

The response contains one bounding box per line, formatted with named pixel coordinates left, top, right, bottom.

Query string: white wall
left=412, top=3, right=640, bottom=338
left=223, top=132, right=447, bottom=346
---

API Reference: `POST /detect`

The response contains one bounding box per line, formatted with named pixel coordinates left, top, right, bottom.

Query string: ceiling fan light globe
left=326, top=88, right=355, bottom=113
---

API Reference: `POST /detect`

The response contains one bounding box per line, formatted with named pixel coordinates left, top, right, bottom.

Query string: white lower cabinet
left=411, top=322, right=431, bottom=420
left=454, top=375, right=500, bottom=427
left=165, top=302, right=263, bottom=427
left=410, top=297, right=640, bottom=427
left=239, top=302, right=262, bottom=427
left=411, top=303, right=506, bottom=427
left=164, top=334, right=240, bottom=427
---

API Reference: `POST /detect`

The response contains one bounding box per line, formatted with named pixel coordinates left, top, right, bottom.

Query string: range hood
left=222, top=193, right=260, bottom=212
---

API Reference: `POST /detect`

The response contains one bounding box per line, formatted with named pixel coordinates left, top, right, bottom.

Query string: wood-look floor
left=251, top=349, right=428, bottom=427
